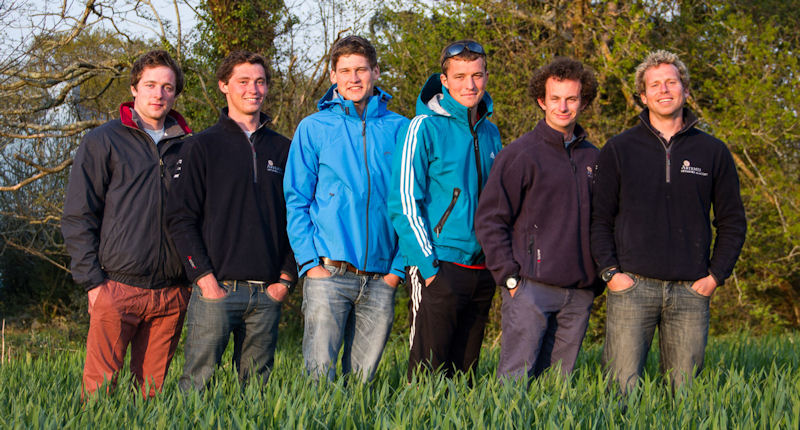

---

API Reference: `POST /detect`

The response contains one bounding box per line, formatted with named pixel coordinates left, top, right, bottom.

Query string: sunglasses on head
left=441, top=41, right=486, bottom=64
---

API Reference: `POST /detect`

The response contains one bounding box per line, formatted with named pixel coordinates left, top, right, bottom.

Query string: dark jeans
left=406, top=261, right=495, bottom=380
left=179, top=280, right=282, bottom=391
left=603, top=273, right=710, bottom=393
left=498, top=279, right=594, bottom=380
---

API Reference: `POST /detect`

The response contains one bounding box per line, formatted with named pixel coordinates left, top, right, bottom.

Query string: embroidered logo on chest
left=266, top=159, right=284, bottom=175
left=680, top=160, right=708, bottom=177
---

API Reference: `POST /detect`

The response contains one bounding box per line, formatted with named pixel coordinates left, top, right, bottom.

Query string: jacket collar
left=119, top=101, right=192, bottom=138
left=217, top=107, right=272, bottom=135
left=533, top=119, right=588, bottom=149
left=637, top=107, right=699, bottom=139
left=415, top=74, right=494, bottom=127
left=317, top=85, right=392, bottom=119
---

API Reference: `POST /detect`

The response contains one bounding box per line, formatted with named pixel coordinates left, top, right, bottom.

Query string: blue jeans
left=603, top=273, right=710, bottom=393
left=302, top=264, right=397, bottom=382
left=179, top=280, right=282, bottom=391
left=498, top=279, right=594, bottom=380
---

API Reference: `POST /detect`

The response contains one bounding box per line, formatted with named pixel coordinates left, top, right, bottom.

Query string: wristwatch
left=601, top=267, right=621, bottom=283
left=504, top=274, right=520, bottom=290
left=279, top=278, right=296, bottom=293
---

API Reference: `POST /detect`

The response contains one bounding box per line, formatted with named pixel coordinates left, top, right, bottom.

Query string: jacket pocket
left=433, top=188, right=461, bottom=237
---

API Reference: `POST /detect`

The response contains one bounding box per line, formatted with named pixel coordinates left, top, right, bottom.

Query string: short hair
left=529, top=57, right=598, bottom=108
left=330, top=35, right=378, bottom=70
left=634, top=50, right=690, bottom=95
left=439, top=39, right=486, bottom=75
left=215, top=50, right=271, bottom=85
left=130, top=50, right=184, bottom=95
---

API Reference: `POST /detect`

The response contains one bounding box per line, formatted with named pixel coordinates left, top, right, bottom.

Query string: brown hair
left=130, top=50, right=184, bottom=95
left=215, top=50, right=271, bottom=85
left=529, top=57, right=598, bottom=108
left=439, top=39, right=486, bottom=75
left=330, top=35, right=378, bottom=70
left=634, top=50, right=690, bottom=95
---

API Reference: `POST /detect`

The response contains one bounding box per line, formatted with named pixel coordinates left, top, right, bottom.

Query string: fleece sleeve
left=61, top=133, right=110, bottom=290
left=283, top=121, right=322, bottom=277
left=590, top=141, right=622, bottom=273
left=708, top=144, right=747, bottom=284
left=166, top=138, right=214, bottom=283
left=388, top=116, right=439, bottom=279
left=475, top=148, right=525, bottom=285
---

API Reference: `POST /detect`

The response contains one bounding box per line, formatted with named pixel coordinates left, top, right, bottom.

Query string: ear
left=639, top=93, right=648, bottom=106
left=130, top=85, right=138, bottom=99
left=330, top=69, right=337, bottom=85
left=440, top=73, right=449, bottom=90
left=373, top=65, right=380, bottom=78
left=218, top=80, right=228, bottom=94
left=537, top=98, right=546, bottom=111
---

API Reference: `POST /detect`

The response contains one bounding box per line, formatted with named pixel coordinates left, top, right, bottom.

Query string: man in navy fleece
left=476, top=58, right=602, bottom=380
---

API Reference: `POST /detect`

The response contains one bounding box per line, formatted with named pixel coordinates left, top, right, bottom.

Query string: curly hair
left=528, top=57, right=597, bottom=108
left=130, top=50, right=184, bottom=95
left=216, top=50, right=270, bottom=86
left=634, top=50, right=690, bottom=95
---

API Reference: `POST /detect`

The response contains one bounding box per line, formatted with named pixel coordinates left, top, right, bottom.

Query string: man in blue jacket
left=284, top=36, right=409, bottom=382
left=476, top=58, right=602, bottom=380
left=389, top=40, right=502, bottom=380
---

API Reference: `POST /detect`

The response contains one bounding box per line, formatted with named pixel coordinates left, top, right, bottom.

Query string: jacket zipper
left=361, top=108, right=371, bottom=270
left=249, top=137, right=258, bottom=183
left=469, top=122, right=483, bottom=199
left=433, top=188, right=461, bottom=237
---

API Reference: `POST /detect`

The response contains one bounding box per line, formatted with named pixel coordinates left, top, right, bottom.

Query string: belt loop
left=231, top=280, right=238, bottom=292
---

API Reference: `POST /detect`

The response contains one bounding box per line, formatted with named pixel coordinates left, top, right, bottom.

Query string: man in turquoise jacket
left=284, top=36, right=409, bottom=382
left=389, top=40, right=502, bottom=380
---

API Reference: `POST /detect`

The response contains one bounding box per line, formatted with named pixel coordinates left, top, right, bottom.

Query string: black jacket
left=166, top=109, right=296, bottom=283
left=476, top=119, right=601, bottom=290
left=62, top=102, right=191, bottom=290
left=591, top=108, right=747, bottom=284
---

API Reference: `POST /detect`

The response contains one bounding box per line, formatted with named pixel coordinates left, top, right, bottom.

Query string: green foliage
left=0, top=330, right=797, bottom=428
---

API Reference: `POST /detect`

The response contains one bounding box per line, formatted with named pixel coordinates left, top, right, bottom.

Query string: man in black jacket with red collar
left=476, top=58, right=602, bottom=380
left=591, top=50, right=746, bottom=393
left=63, top=50, right=192, bottom=397
left=167, top=51, right=296, bottom=390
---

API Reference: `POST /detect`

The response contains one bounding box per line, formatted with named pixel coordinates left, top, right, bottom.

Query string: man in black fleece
left=591, top=50, right=746, bottom=392
left=167, top=51, right=296, bottom=390
left=476, top=58, right=601, bottom=380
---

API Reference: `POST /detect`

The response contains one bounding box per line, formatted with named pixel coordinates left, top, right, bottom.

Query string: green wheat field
left=1, top=328, right=798, bottom=429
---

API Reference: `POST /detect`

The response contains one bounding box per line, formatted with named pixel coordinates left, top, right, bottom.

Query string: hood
left=317, top=84, right=394, bottom=119
left=415, top=74, right=494, bottom=126
left=119, top=101, right=192, bottom=135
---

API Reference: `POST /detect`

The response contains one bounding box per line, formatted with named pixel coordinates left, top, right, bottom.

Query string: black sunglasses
left=441, top=41, right=486, bottom=65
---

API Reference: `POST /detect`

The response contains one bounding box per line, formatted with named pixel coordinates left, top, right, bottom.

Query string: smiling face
left=640, top=63, right=688, bottom=121
left=440, top=57, right=487, bottom=109
left=219, top=62, right=267, bottom=120
left=537, top=77, right=583, bottom=137
left=130, top=65, right=177, bottom=130
left=330, top=54, right=379, bottom=111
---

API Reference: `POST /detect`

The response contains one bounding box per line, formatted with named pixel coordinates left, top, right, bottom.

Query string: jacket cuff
left=191, top=270, right=214, bottom=285
left=417, top=258, right=440, bottom=280
left=708, top=270, right=723, bottom=287
left=298, top=257, right=321, bottom=278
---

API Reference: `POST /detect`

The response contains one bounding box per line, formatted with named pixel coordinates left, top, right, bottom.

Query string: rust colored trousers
left=83, top=279, right=190, bottom=397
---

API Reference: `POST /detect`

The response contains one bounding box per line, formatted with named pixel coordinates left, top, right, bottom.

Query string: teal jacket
left=285, top=85, right=409, bottom=277
left=389, top=74, right=502, bottom=279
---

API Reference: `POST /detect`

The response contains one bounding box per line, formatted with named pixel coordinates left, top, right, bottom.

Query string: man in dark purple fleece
left=476, top=58, right=602, bottom=380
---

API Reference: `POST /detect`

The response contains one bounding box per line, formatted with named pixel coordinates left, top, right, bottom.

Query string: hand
left=196, top=273, right=226, bottom=299
left=306, top=265, right=332, bottom=279
left=383, top=273, right=401, bottom=288
left=691, top=275, right=717, bottom=297
left=266, top=282, right=289, bottom=302
left=425, top=275, right=436, bottom=286
left=87, top=281, right=105, bottom=314
left=607, top=273, right=635, bottom=292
